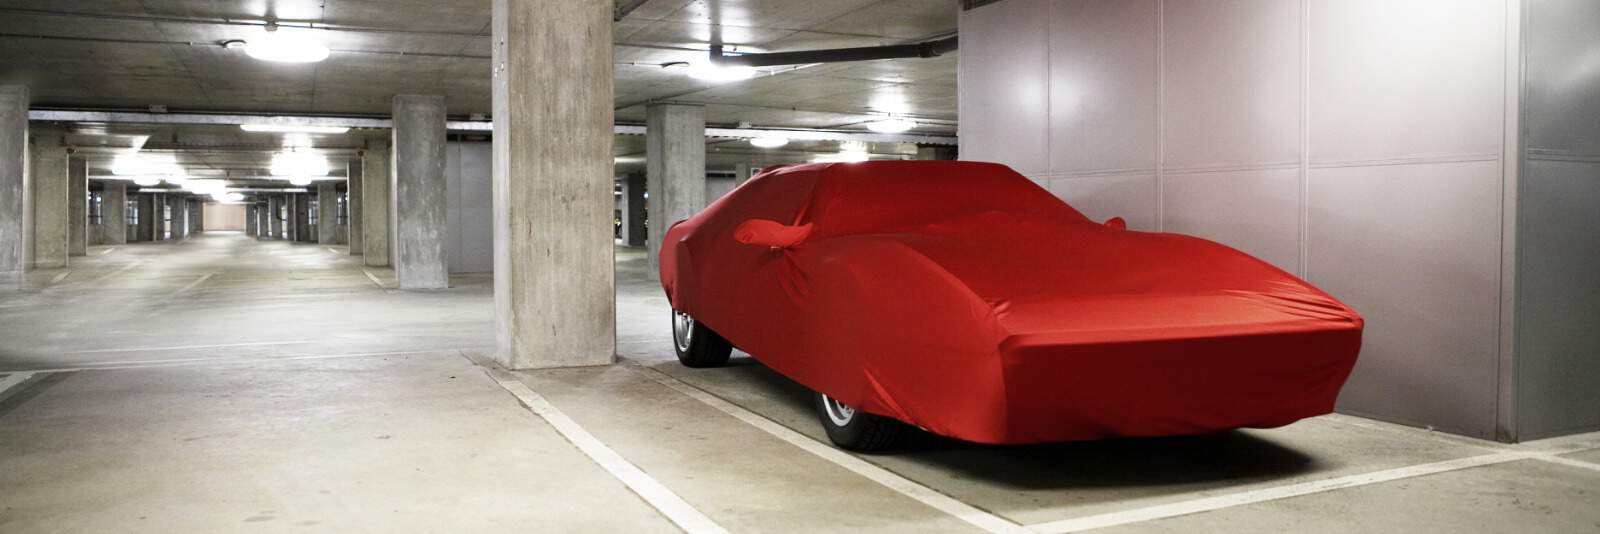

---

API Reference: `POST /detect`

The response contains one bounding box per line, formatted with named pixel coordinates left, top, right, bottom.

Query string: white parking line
left=0, top=372, right=37, bottom=399
left=360, top=268, right=387, bottom=289
left=67, top=340, right=313, bottom=354
left=484, top=368, right=728, bottom=534
left=1024, top=452, right=1532, bottom=533
left=93, top=260, right=143, bottom=283
left=12, top=348, right=468, bottom=374
left=49, top=270, right=72, bottom=285
left=629, top=363, right=1031, bottom=534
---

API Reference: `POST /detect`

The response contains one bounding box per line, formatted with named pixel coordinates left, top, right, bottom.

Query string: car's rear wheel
left=672, top=309, right=732, bottom=368
left=814, top=392, right=910, bottom=452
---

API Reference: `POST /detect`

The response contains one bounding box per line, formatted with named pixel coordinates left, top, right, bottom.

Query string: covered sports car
left=659, top=161, right=1363, bottom=451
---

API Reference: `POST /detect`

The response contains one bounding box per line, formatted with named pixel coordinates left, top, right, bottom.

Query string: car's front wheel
left=671, top=309, right=732, bottom=368
left=814, top=392, right=910, bottom=452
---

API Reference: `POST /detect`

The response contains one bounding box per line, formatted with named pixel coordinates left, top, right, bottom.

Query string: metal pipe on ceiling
left=29, top=110, right=959, bottom=146
left=709, top=36, right=958, bottom=68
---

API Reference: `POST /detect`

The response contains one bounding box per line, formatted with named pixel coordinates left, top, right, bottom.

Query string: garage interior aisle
left=5, top=235, right=1593, bottom=532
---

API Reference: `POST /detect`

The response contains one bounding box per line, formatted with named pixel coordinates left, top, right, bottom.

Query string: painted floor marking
left=49, top=270, right=72, bottom=285
left=1530, top=454, right=1600, bottom=473
left=12, top=348, right=470, bottom=374
left=93, top=260, right=143, bottom=283
left=485, top=368, right=728, bottom=534
left=0, top=372, right=37, bottom=398
left=1025, top=452, right=1532, bottom=533
left=360, top=268, right=387, bottom=289
left=629, top=363, right=1031, bottom=534
left=67, top=340, right=313, bottom=354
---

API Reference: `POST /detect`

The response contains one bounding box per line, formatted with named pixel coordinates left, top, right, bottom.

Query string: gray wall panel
left=1307, top=161, right=1504, bottom=438
left=1162, top=0, right=1301, bottom=169
left=958, top=0, right=1049, bottom=175
left=447, top=142, right=493, bottom=274
left=1162, top=168, right=1301, bottom=273
left=1047, top=174, right=1157, bottom=230
left=1047, top=0, right=1158, bottom=174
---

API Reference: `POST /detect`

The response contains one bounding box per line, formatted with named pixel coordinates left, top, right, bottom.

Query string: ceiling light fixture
left=243, top=25, right=331, bottom=63
left=287, top=176, right=313, bottom=186
left=685, top=61, right=756, bottom=82
left=749, top=136, right=789, bottom=149
left=241, top=124, right=350, bottom=134
left=132, top=176, right=162, bottom=187
left=271, top=150, right=330, bottom=177
left=220, top=192, right=246, bottom=203
left=865, top=117, right=917, bottom=133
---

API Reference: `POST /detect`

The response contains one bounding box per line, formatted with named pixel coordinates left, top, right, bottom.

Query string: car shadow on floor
left=716, top=355, right=1320, bottom=492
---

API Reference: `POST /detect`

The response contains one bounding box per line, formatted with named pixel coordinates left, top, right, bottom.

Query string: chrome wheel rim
left=822, top=394, right=856, bottom=426
left=672, top=310, right=694, bottom=353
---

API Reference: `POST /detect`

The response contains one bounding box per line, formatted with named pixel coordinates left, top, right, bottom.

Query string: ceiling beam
left=29, top=110, right=958, bottom=146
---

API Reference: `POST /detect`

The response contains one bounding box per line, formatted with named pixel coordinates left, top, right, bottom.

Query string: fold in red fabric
left=661, top=161, right=1363, bottom=444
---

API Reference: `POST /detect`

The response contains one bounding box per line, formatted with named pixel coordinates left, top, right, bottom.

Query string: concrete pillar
left=294, top=192, right=312, bottom=242
left=269, top=195, right=284, bottom=239
left=490, top=0, right=616, bottom=369
left=191, top=199, right=202, bottom=234
left=245, top=204, right=256, bottom=236
left=362, top=140, right=391, bottom=266
left=347, top=161, right=364, bottom=254
left=0, top=85, right=28, bottom=275
left=103, top=181, right=126, bottom=245
left=68, top=157, right=87, bottom=256
left=135, top=193, right=155, bottom=241
left=152, top=192, right=168, bottom=240
left=256, top=201, right=270, bottom=239
left=644, top=103, right=706, bottom=281
left=30, top=129, right=69, bottom=268
left=391, top=95, right=449, bottom=289
left=917, top=145, right=958, bottom=160
left=620, top=172, right=646, bottom=247
left=168, top=195, right=187, bottom=240
left=318, top=181, right=338, bottom=245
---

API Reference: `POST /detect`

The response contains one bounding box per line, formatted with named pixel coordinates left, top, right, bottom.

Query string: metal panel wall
left=446, top=142, right=494, bottom=274
left=1516, top=0, right=1600, bottom=439
left=960, top=0, right=1519, bottom=439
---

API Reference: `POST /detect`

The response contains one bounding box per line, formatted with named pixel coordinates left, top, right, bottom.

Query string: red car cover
left=661, top=161, right=1363, bottom=444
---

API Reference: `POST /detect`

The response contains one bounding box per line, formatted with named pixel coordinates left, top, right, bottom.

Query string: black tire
left=814, top=392, right=910, bottom=452
left=671, top=309, right=733, bottom=368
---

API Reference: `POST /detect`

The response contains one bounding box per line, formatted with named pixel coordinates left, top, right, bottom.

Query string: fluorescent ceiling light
left=132, top=176, right=162, bottom=187
left=244, top=33, right=331, bottom=63
left=185, top=180, right=226, bottom=195
left=287, top=176, right=313, bottom=186
left=812, top=151, right=870, bottom=163
left=685, top=61, right=755, bottom=82
left=220, top=192, right=246, bottom=203
left=749, top=136, right=789, bottom=149
left=110, top=154, right=182, bottom=177
left=271, top=151, right=329, bottom=177
left=241, top=124, right=349, bottom=134
left=865, top=118, right=916, bottom=133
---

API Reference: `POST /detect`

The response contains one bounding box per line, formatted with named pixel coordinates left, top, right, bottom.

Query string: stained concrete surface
left=1, top=234, right=1597, bottom=533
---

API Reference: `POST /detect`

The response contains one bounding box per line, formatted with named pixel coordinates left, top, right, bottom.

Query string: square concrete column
left=0, top=85, right=28, bottom=275
left=490, top=0, right=616, bottom=369
left=68, top=157, right=87, bottom=256
left=30, top=129, right=69, bottom=268
left=318, top=181, right=338, bottom=245
left=256, top=201, right=271, bottom=239
left=293, top=193, right=312, bottom=242
left=620, top=172, right=646, bottom=247
left=245, top=204, right=256, bottom=236
left=168, top=195, right=187, bottom=240
left=102, top=181, right=126, bottom=245
left=362, top=140, right=390, bottom=265
left=269, top=195, right=284, bottom=239
left=347, top=161, right=364, bottom=254
left=644, top=103, right=706, bottom=281
left=135, top=193, right=155, bottom=241
left=391, top=95, right=449, bottom=289
left=152, top=192, right=167, bottom=240
left=191, top=199, right=202, bottom=234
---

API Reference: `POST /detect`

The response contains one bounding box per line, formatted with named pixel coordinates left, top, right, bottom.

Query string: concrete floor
left=1, top=233, right=1597, bottom=533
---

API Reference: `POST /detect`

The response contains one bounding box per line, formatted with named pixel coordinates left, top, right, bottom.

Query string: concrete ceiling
left=0, top=0, right=959, bottom=135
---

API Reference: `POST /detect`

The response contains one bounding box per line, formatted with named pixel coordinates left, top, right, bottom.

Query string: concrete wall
left=446, top=142, right=492, bottom=274
left=204, top=203, right=247, bottom=231
left=1515, top=0, right=1600, bottom=440
left=961, top=0, right=1519, bottom=439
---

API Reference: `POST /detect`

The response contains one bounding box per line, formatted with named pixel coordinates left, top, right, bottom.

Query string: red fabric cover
left=661, top=161, right=1363, bottom=444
